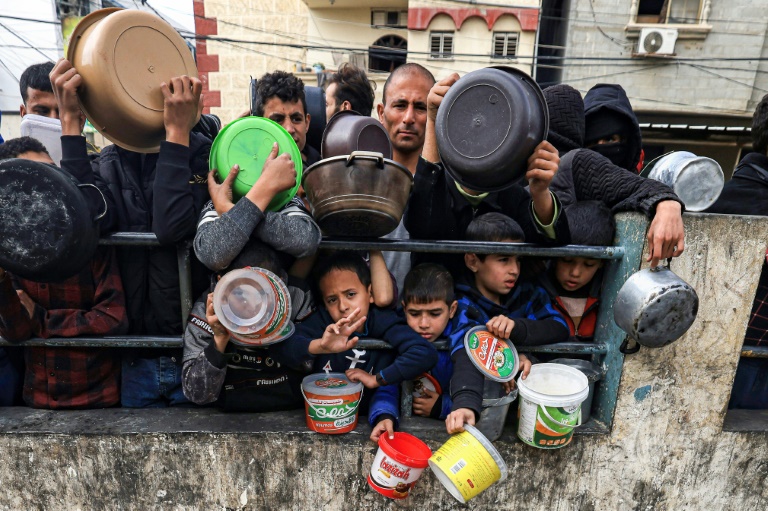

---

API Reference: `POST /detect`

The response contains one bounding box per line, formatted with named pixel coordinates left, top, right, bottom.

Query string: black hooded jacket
left=543, top=84, right=683, bottom=217
left=584, top=84, right=643, bottom=172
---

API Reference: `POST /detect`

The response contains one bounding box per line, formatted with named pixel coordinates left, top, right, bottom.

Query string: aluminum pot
left=302, top=151, right=412, bottom=237
left=613, top=261, right=699, bottom=353
left=321, top=110, right=392, bottom=159
left=645, top=151, right=724, bottom=212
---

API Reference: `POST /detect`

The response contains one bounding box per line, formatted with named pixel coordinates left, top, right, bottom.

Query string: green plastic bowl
left=210, top=117, right=303, bottom=212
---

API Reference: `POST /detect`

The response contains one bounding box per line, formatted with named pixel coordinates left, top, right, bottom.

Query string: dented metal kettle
left=613, top=260, right=699, bottom=354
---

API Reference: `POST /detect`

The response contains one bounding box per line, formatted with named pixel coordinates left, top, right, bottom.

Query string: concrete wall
left=562, top=0, right=768, bottom=116
left=2, top=212, right=768, bottom=510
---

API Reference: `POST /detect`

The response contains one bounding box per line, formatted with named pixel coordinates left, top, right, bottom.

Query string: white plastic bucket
left=646, top=151, right=724, bottom=212
left=516, top=363, right=589, bottom=449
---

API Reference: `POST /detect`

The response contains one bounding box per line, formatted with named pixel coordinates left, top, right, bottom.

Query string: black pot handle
left=346, top=151, right=385, bottom=168
left=77, top=183, right=108, bottom=221
left=620, top=337, right=641, bottom=355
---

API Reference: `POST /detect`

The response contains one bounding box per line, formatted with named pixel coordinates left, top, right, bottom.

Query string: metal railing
left=0, top=225, right=641, bottom=434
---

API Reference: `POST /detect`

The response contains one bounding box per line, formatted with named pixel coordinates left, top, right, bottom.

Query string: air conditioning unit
left=636, top=27, right=678, bottom=55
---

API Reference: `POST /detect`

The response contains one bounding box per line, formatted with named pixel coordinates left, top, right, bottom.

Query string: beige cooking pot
left=67, top=8, right=199, bottom=152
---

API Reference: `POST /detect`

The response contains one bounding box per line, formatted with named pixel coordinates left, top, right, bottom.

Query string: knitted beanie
left=543, top=84, right=585, bottom=154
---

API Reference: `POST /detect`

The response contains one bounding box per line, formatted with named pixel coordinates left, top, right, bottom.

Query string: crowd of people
left=6, top=50, right=762, bottom=438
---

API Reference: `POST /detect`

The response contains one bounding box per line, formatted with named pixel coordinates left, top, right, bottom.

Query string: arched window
left=368, top=35, right=407, bottom=73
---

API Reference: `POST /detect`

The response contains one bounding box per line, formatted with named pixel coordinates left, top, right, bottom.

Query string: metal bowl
left=67, top=8, right=199, bottom=153
left=435, top=66, right=548, bottom=192
left=321, top=110, right=392, bottom=160
left=302, top=151, right=412, bottom=237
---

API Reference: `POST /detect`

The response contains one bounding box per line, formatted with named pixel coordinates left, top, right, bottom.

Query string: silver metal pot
left=613, top=261, right=699, bottom=353
left=645, top=151, right=724, bottom=212
left=302, top=151, right=413, bottom=237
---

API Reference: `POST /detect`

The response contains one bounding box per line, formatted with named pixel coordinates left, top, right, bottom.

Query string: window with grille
left=493, top=32, right=519, bottom=58
left=371, top=10, right=408, bottom=28
left=430, top=32, right=454, bottom=59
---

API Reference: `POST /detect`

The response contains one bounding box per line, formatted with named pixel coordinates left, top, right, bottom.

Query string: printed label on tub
left=465, top=330, right=516, bottom=381
left=430, top=432, right=501, bottom=502
left=517, top=397, right=580, bottom=449
left=369, top=449, right=425, bottom=499
left=305, top=397, right=359, bottom=420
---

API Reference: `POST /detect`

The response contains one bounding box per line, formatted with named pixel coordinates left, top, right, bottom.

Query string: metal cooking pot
left=613, top=261, right=699, bottom=354
left=302, top=151, right=412, bottom=237
left=0, top=158, right=107, bottom=282
left=435, top=66, right=548, bottom=192
left=321, top=110, right=392, bottom=160
left=644, top=151, right=724, bottom=212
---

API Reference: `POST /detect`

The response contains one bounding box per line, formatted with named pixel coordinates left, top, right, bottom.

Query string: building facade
left=555, top=0, right=768, bottom=174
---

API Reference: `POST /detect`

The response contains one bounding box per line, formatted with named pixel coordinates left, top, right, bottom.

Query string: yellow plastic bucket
left=428, top=424, right=508, bottom=503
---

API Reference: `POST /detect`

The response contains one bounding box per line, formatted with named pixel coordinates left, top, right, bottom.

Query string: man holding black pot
left=0, top=138, right=128, bottom=409
left=51, top=58, right=212, bottom=408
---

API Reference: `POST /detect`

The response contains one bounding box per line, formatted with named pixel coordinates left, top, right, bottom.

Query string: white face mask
left=19, top=114, right=63, bottom=166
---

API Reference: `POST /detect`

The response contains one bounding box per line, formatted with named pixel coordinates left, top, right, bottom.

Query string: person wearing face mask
left=583, top=83, right=644, bottom=173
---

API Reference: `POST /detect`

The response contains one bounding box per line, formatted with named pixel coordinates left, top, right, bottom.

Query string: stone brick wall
left=202, top=0, right=310, bottom=124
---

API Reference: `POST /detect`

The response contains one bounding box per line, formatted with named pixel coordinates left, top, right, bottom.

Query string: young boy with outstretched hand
left=268, top=252, right=438, bottom=442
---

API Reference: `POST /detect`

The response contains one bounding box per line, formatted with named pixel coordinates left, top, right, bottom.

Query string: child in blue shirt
left=368, top=263, right=529, bottom=440
left=269, top=251, right=438, bottom=440
left=446, top=213, right=567, bottom=433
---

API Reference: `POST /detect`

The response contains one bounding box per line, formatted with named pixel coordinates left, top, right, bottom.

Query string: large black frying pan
left=0, top=158, right=107, bottom=282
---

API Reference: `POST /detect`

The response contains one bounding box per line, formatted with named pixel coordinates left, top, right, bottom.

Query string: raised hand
left=161, top=75, right=203, bottom=147
left=309, top=307, right=367, bottom=355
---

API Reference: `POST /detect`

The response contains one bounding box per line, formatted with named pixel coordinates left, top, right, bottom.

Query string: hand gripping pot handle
left=540, top=405, right=582, bottom=429
left=300, top=386, right=364, bottom=419
left=77, top=183, right=109, bottom=221
left=346, top=151, right=385, bottom=169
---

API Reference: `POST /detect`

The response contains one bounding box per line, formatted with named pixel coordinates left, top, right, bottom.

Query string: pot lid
left=321, top=110, right=392, bottom=159
left=301, top=373, right=363, bottom=395
left=211, top=117, right=303, bottom=212
left=67, top=8, right=199, bottom=152
left=436, top=67, right=548, bottom=192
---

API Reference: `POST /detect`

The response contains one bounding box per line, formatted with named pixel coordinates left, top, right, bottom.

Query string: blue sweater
left=447, top=279, right=570, bottom=354
left=373, top=334, right=456, bottom=422
left=269, top=306, right=438, bottom=426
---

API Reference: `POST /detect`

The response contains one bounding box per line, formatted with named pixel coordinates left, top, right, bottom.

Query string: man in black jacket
left=51, top=58, right=211, bottom=407
left=706, top=93, right=768, bottom=409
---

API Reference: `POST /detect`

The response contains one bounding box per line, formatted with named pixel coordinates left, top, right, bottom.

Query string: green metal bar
left=740, top=346, right=768, bottom=358
left=590, top=213, right=648, bottom=427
